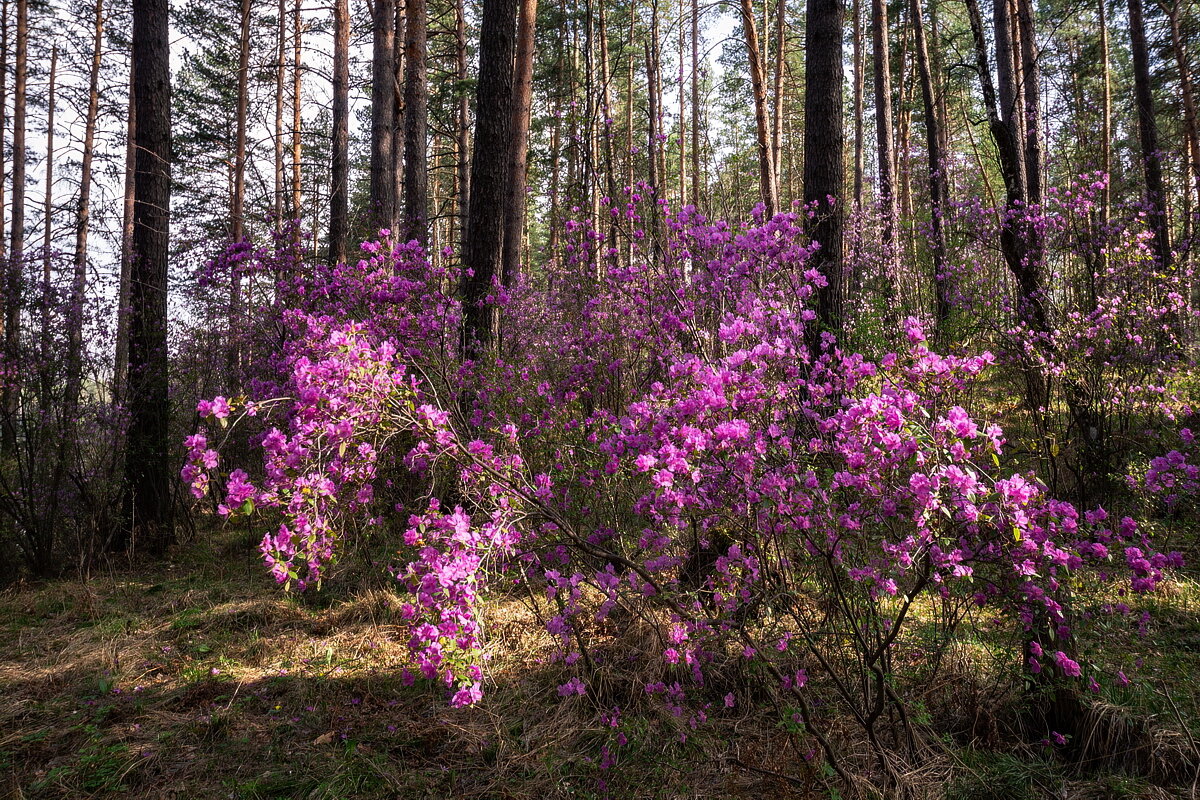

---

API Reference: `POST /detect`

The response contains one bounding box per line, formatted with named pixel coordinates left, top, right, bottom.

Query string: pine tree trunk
left=1128, top=0, right=1171, bottom=269
left=803, top=0, right=845, bottom=337
left=462, top=0, right=519, bottom=357
left=403, top=0, right=429, bottom=244
left=40, top=43, right=56, bottom=395
left=233, top=0, right=250, bottom=241
left=66, top=0, right=103, bottom=415
left=872, top=0, right=898, bottom=287
left=910, top=0, right=950, bottom=323
left=852, top=0, right=864, bottom=208
left=739, top=0, right=778, bottom=216
left=691, top=0, right=701, bottom=205
left=371, top=0, right=397, bottom=233
left=502, top=0, right=538, bottom=286
left=771, top=0, right=785, bottom=203
left=1163, top=0, right=1200, bottom=225
left=3, top=0, right=27, bottom=450
left=114, top=63, right=135, bottom=403
left=1098, top=0, right=1111, bottom=273
left=329, top=0, right=349, bottom=263
left=274, top=0, right=285, bottom=222
left=456, top=0, right=470, bottom=246
left=122, top=0, right=174, bottom=554
left=291, top=0, right=302, bottom=223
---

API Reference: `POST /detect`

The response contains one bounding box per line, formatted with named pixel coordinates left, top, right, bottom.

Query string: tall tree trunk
left=691, top=0, right=701, bottom=205
left=910, top=0, right=950, bottom=323
left=67, top=0, right=103, bottom=415
left=274, top=0, right=285, bottom=222
left=233, top=0, right=250, bottom=241
left=872, top=0, right=898, bottom=289
left=965, top=0, right=1044, bottom=330
left=329, top=0, right=349, bottom=262
left=291, top=0, right=302, bottom=223
left=600, top=0, right=618, bottom=252
left=393, top=0, right=405, bottom=230
left=502, top=0, right=538, bottom=286
left=0, top=0, right=7, bottom=271
left=123, top=0, right=174, bottom=554
left=739, top=0, right=778, bottom=216
left=403, top=0, right=429, bottom=244
left=40, top=42, right=55, bottom=393
left=115, top=65, right=135, bottom=404
left=771, top=0, right=785, bottom=203
left=462, top=0, right=518, bottom=358
left=646, top=38, right=660, bottom=193
left=1098, top=0, right=1111, bottom=273
left=678, top=0, right=686, bottom=205
left=1015, top=0, right=1041, bottom=208
left=3, top=0, right=27, bottom=450
left=992, top=0, right=1026, bottom=201
left=230, top=0, right=251, bottom=379
left=1163, top=0, right=1200, bottom=226
left=804, top=0, right=845, bottom=337
left=852, top=0, right=864, bottom=208
left=1128, top=0, right=1171, bottom=269
left=370, top=0, right=397, bottom=232
left=456, top=0, right=470, bottom=245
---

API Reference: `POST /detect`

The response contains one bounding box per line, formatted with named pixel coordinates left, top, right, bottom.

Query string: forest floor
left=1, top=524, right=1199, bottom=799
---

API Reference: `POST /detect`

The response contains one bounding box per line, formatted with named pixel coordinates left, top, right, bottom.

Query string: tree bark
left=691, top=0, right=701, bottom=205
left=1128, top=0, right=1171, bottom=269
left=403, top=0, right=429, bottom=244
left=872, top=0, right=898, bottom=285
left=66, top=0, right=103, bottom=415
left=739, top=0, right=778, bottom=216
left=274, top=0, right=285, bottom=222
left=329, top=0, right=349, bottom=263
left=115, top=63, right=135, bottom=404
left=502, top=0, right=538, bottom=286
left=233, top=0, right=250, bottom=241
left=370, top=0, right=397, bottom=232
left=122, top=0, right=174, bottom=554
left=804, top=0, right=845, bottom=337
left=462, top=0, right=518, bottom=358
left=1163, top=0, right=1200, bottom=228
left=291, top=0, right=302, bottom=222
left=456, top=0, right=470, bottom=246
left=852, top=0, right=864, bottom=208
left=3, top=0, right=27, bottom=449
left=910, top=0, right=950, bottom=323
left=41, top=42, right=56, bottom=390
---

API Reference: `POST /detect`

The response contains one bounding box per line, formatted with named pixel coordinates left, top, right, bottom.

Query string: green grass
left=0, top=524, right=1197, bottom=798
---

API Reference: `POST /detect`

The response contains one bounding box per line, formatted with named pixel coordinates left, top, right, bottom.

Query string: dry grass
left=0, top=525, right=1196, bottom=799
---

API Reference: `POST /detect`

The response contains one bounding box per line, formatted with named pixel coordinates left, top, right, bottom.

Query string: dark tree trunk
left=122, top=0, right=173, bottom=554
left=370, top=0, right=397, bottom=233
left=115, top=63, right=135, bottom=403
left=1129, top=0, right=1172, bottom=269
left=291, top=0, right=302, bottom=223
left=461, top=0, right=519, bottom=358
left=455, top=0, right=470, bottom=246
left=803, top=0, right=845, bottom=338
left=3, top=0, right=27, bottom=450
left=329, top=0, right=350, bottom=263
left=502, top=0, right=538, bottom=287
left=910, top=0, right=950, bottom=323
left=66, top=0, right=103, bottom=416
left=403, top=0, right=428, bottom=244
left=872, top=0, right=898, bottom=286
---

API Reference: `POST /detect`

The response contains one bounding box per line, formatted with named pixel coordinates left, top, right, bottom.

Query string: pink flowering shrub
left=185, top=201, right=1181, bottom=753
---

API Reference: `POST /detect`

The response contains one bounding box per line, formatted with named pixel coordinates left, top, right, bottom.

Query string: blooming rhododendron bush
left=184, top=200, right=1183, bottom=784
